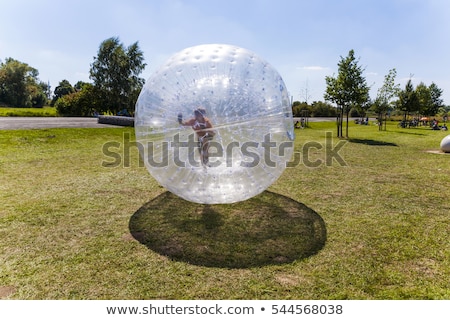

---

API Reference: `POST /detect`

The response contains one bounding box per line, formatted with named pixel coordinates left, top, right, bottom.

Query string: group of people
left=355, top=117, right=370, bottom=125
left=398, top=117, right=448, bottom=130
left=294, top=118, right=306, bottom=129
left=431, top=118, right=448, bottom=131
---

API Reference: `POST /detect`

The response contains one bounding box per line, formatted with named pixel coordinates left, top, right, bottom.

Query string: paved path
left=0, top=117, right=121, bottom=130
left=0, top=116, right=362, bottom=130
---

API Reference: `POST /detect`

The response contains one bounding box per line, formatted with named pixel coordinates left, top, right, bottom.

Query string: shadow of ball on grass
left=129, top=191, right=327, bottom=269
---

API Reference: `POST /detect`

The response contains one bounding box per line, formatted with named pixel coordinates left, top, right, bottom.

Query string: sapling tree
left=324, top=50, right=370, bottom=138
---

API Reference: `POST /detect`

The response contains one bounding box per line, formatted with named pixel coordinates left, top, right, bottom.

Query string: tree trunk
left=336, top=110, right=342, bottom=138
left=336, top=108, right=344, bottom=138
left=345, top=111, right=349, bottom=138
left=378, top=112, right=383, bottom=131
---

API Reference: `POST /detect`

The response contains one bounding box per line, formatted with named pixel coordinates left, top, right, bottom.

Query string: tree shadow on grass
left=349, top=138, right=398, bottom=146
left=395, top=131, right=426, bottom=136
left=129, top=191, right=327, bottom=269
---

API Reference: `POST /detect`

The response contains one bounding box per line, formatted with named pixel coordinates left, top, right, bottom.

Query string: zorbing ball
left=441, top=134, right=450, bottom=153
left=135, top=44, right=294, bottom=204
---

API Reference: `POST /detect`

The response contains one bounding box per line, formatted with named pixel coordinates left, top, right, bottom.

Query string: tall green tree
left=51, top=79, right=75, bottom=105
left=89, top=37, right=146, bottom=115
left=411, top=82, right=443, bottom=117
left=428, top=82, right=444, bottom=116
left=396, top=79, right=420, bottom=121
left=373, top=68, right=400, bottom=130
left=415, top=82, right=432, bottom=116
left=324, top=50, right=370, bottom=138
left=0, top=58, right=46, bottom=107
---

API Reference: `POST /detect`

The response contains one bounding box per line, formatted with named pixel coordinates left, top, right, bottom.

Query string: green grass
left=0, top=122, right=449, bottom=299
left=0, top=106, right=57, bottom=117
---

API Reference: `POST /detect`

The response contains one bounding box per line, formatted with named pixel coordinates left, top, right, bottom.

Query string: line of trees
left=1, top=42, right=448, bottom=127
left=292, top=101, right=337, bottom=118
left=293, top=51, right=447, bottom=137
left=0, top=58, right=50, bottom=108
left=0, top=37, right=146, bottom=116
left=321, top=49, right=446, bottom=137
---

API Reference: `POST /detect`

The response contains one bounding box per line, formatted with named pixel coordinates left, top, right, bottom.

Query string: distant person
left=432, top=119, right=439, bottom=130
left=178, top=107, right=215, bottom=166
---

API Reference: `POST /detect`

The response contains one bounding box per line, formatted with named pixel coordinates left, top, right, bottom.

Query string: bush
left=55, top=92, right=92, bottom=116
left=310, top=101, right=337, bottom=117
left=31, top=92, right=47, bottom=108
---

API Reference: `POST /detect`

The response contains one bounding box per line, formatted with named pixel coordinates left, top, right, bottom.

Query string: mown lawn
left=0, top=121, right=449, bottom=299
left=0, top=106, right=57, bottom=117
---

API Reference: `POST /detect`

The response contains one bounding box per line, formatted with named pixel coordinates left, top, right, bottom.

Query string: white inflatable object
left=135, top=44, right=294, bottom=204
left=440, top=134, right=450, bottom=153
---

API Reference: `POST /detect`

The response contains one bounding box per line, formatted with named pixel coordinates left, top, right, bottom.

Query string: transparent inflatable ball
left=135, top=44, right=294, bottom=204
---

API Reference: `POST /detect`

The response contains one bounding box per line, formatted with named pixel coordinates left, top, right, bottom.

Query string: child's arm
left=178, top=114, right=194, bottom=126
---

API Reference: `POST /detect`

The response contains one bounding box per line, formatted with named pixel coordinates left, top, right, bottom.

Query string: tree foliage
left=51, top=79, right=75, bottom=105
left=396, top=79, right=420, bottom=120
left=89, top=37, right=146, bottom=115
left=415, top=82, right=432, bottom=116
left=292, top=101, right=337, bottom=117
left=324, top=49, right=370, bottom=137
left=391, top=80, right=444, bottom=121
left=372, top=68, right=400, bottom=130
left=428, top=82, right=444, bottom=116
left=55, top=83, right=97, bottom=116
left=0, top=58, right=48, bottom=107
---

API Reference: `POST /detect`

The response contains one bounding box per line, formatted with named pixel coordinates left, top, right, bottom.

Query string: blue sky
left=1, top=0, right=449, bottom=104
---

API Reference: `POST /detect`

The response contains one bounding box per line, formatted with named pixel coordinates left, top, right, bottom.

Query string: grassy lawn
left=0, top=106, right=57, bottom=117
left=0, top=121, right=449, bottom=299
